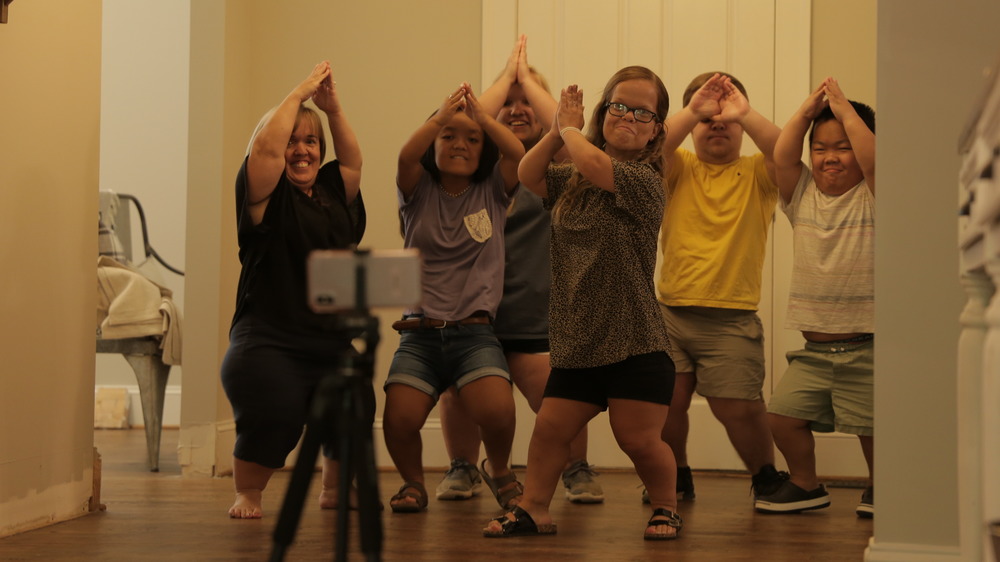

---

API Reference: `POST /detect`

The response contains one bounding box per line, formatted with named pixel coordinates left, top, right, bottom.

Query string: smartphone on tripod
left=307, top=248, right=422, bottom=313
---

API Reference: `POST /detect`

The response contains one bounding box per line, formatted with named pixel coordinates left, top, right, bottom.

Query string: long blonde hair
left=552, top=66, right=670, bottom=224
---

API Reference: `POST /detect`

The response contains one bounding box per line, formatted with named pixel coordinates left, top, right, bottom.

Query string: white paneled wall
left=478, top=0, right=866, bottom=476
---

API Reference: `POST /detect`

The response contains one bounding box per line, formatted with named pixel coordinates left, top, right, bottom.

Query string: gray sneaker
left=561, top=460, right=604, bottom=504
left=856, top=485, right=874, bottom=518
left=435, top=458, right=482, bottom=500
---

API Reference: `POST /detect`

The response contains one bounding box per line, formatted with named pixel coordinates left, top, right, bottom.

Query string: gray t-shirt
left=493, top=187, right=551, bottom=340
left=398, top=165, right=512, bottom=321
left=544, top=159, right=671, bottom=368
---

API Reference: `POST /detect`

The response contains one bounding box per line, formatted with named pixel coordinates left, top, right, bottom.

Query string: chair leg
left=123, top=353, right=171, bottom=472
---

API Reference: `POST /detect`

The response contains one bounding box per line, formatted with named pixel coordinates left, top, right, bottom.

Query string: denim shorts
left=385, top=321, right=510, bottom=400
left=767, top=339, right=874, bottom=436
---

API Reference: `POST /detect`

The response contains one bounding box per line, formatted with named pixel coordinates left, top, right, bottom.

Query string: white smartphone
left=307, top=248, right=422, bottom=313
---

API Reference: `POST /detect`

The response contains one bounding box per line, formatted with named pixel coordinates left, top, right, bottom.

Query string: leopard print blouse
left=543, top=158, right=671, bottom=368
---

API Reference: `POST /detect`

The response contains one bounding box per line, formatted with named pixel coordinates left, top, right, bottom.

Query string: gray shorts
left=767, top=339, right=874, bottom=436
left=660, top=304, right=765, bottom=400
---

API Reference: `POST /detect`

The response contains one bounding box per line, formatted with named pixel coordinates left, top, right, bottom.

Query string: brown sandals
left=389, top=481, right=428, bottom=513
left=479, top=460, right=524, bottom=510
left=644, top=507, right=683, bottom=540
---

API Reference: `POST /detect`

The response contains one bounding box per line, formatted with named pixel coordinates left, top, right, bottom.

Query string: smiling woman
left=220, top=60, right=368, bottom=520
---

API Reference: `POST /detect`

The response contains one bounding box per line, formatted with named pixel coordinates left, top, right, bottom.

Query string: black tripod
left=270, top=263, right=383, bottom=562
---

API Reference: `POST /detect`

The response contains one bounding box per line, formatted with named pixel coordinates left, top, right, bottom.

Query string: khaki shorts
left=660, top=304, right=765, bottom=400
left=767, top=339, right=874, bottom=436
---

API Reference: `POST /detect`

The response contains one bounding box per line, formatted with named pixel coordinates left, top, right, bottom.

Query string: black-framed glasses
left=605, top=102, right=658, bottom=123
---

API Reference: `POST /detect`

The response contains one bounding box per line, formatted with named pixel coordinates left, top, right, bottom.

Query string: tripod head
left=307, top=247, right=421, bottom=315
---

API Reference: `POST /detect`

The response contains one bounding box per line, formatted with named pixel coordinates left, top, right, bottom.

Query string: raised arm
left=775, top=81, right=828, bottom=204
left=556, top=85, right=616, bottom=191
left=480, top=35, right=558, bottom=138
left=396, top=84, right=467, bottom=198
left=518, top=125, right=563, bottom=197
left=312, top=68, right=362, bottom=204
left=246, top=61, right=330, bottom=207
left=465, top=85, right=525, bottom=194
left=514, top=37, right=557, bottom=131
left=717, top=79, right=781, bottom=181
left=478, top=35, right=523, bottom=116
left=662, top=73, right=725, bottom=154
left=825, top=78, right=875, bottom=194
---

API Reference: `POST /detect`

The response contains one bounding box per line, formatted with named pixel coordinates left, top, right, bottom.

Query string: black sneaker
left=677, top=466, right=696, bottom=501
left=751, top=464, right=790, bottom=498
left=856, top=485, right=874, bottom=518
left=641, top=465, right=696, bottom=503
left=754, top=480, right=831, bottom=513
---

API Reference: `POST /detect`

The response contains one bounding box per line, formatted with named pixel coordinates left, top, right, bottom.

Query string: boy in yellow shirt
left=654, top=72, right=785, bottom=503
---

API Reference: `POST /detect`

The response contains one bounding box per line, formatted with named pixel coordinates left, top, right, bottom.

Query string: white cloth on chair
left=97, top=255, right=182, bottom=365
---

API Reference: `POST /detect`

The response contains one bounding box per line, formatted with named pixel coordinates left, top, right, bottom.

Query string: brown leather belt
left=391, top=313, right=491, bottom=332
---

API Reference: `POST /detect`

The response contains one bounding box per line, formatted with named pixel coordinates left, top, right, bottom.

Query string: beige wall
left=0, top=0, right=102, bottom=536
left=870, top=1, right=1000, bottom=558
left=811, top=0, right=877, bottom=105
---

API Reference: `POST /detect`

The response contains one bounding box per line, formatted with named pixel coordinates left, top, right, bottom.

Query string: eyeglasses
left=605, top=102, right=658, bottom=123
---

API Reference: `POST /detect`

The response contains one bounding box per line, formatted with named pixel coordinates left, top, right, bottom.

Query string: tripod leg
left=336, top=387, right=353, bottom=562
left=270, top=375, right=339, bottom=562
left=351, top=378, right=382, bottom=559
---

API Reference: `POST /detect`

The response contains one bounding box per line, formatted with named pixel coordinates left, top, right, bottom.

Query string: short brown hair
left=682, top=72, right=748, bottom=107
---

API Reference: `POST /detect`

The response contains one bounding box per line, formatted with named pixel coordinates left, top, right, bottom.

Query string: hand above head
left=717, top=77, right=750, bottom=123
left=433, top=83, right=469, bottom=126
left=312, top=66, right=342, bottom=115
left=292, top=61, right=332, bottom=104
left=823, top=77, right=852, bottom=122
left=463, top=84, right=487, bottom=125
left=515, top=35, right=533, bottom=85
left=687, top=73, right=725, bottom=121
left=501, top=34, right=525, bottom=86
left=797, top=78, right=831, bottom=121
left=556, top=84, right=585, bottom=132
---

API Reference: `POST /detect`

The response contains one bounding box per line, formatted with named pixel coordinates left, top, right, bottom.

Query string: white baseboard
left=94, top=385, right=182, bottom=428
left=102, top=388, right=869, bottom=477
left=864, top=537, right=962, bottom=561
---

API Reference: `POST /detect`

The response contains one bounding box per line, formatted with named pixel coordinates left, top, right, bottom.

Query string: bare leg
left=661, top=372, right=695, bottom=467
left=509, top=351, right=590, bottom=463
left=318, top=457, right=360, bottom=510
left=229, top=457, right=276, bottom=519
left=484, top=397, right=598, bottom=533
left=768, top=413, right=817, bottom=489
left=609, top=398, right=678, bottom=538
left=457, top=376, right=517, bottom=483
left=707, top=396, right=775, bottom=474
left=438, top=386, right=481, bottom=464
left=383, top=383, right=436, bottom=510
left=858, top=434, right=874, bottom=485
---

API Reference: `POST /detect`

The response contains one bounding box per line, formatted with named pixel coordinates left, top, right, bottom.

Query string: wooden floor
left=1, top=429, right=873, bottom=561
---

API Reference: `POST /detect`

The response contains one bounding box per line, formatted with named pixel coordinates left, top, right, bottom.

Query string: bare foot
left=318, top=486, right=358, bottom=510
left=229, top=490, right=263, bottom=519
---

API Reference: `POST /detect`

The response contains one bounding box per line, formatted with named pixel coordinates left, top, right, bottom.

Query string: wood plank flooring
left=0, top=429, right=873, bottom=561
